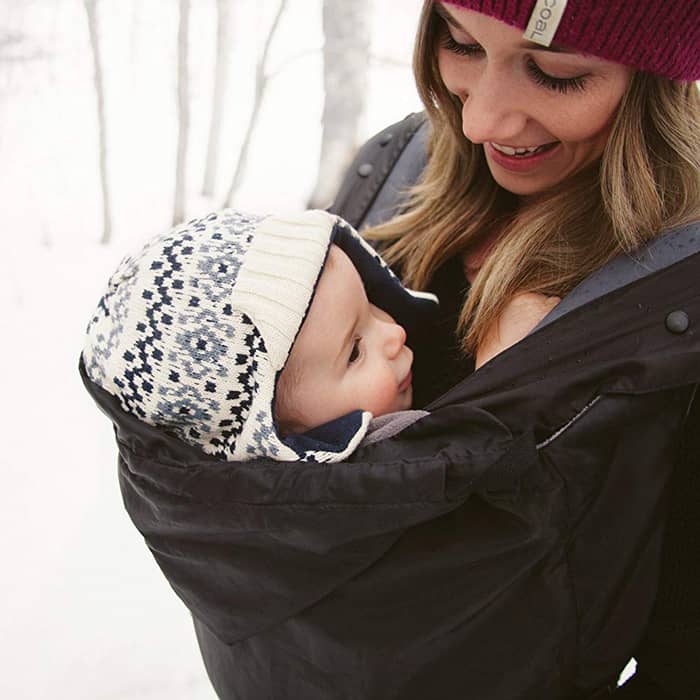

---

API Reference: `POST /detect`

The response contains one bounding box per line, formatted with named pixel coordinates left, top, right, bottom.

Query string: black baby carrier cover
left=80, top=219, right=700, bottom=698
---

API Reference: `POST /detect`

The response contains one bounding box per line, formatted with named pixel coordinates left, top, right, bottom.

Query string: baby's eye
left=348, top=338, right=361, bottom=365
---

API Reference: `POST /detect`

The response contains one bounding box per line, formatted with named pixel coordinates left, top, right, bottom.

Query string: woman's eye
left=348, top=338, right=361, bottom=365
left=525, top=59, right=589, bottom=94
left=440, top=33, right=483, bottom=57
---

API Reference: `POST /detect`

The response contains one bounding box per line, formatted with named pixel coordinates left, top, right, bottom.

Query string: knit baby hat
left=82, top=209, right=438, bottom=463
left=440, top=1, right=700, bottom=81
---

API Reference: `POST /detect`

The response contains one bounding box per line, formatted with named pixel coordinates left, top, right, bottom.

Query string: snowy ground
left=1, top=1, right=422, bottom=698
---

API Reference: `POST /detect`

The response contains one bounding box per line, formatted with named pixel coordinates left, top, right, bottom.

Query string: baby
left=82, top=209, right=554, bottom=463
left=82, top=209, right=439, bottom=462
left=274, top=242, right=415, bottom=437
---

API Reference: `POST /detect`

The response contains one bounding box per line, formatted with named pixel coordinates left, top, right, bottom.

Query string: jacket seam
left=536, top=396, right=603, bottom=450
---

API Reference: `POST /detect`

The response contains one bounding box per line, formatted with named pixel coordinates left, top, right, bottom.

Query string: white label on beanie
left=523, top=0, right=568, bottom=47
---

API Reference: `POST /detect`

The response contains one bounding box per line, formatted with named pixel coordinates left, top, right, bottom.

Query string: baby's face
left=275, top=245, right=413, bottom=435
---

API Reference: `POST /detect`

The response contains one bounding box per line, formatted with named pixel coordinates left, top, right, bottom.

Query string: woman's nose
left=460, top=72, right=528, bottom=145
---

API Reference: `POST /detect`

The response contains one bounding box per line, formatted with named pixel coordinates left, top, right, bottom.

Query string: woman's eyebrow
left=435, top=2, right=580, bottom=55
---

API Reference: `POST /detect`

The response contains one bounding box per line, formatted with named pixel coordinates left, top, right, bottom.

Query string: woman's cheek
left=550, top=73, right=632, bottom=143
left=437, top=51, right=467, bottom=99
left=549, top=103, right=615, bottom=144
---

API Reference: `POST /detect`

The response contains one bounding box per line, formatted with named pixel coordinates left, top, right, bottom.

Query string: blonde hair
left=367, top=0, right=700, bottom=354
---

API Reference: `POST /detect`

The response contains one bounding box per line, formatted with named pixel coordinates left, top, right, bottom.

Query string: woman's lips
left=398, top=370, right=412, bottom=393
left=485, top=141, right=560, bottom=173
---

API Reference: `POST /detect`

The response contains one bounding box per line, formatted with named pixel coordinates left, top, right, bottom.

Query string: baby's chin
left=392, top=386, right=413, bottom=414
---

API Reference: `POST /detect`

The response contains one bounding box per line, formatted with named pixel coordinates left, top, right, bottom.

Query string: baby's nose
left=383, top=319, right=406, bottom=357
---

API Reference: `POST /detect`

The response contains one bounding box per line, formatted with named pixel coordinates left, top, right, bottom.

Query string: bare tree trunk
left=307, top=0, right=370, bottom=209
left=173, top=0, right=190, bottom=226
left=84, top=0, right=112, bottom=244
left=222, top=0, right=288, bottom=208
left=202, top=0, right=233, bottom=197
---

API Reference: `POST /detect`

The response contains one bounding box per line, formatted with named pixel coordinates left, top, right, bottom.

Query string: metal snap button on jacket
left=666, top=310, right=690, bottom=333
left=357, top=163, right=373, bottom=177
left=379, top=132, right=393, bottom=146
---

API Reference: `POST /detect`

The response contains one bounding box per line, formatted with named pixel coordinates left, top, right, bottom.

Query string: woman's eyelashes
left=440, top=34, right=481, bottom=57
left=525, top=59, right=589, bottom=94
left=440, top=31, right=590, bottom=94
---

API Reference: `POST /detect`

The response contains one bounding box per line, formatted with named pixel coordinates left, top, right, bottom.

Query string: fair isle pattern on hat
left=440, top=0, right=700, bottom=81
left=84, top=210, right=276, bottom=459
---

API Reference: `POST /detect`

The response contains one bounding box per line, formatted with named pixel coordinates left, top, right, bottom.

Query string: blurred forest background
left=0, top=1, right=422, bottom=698
left=1, top=0, right=422, bottom=247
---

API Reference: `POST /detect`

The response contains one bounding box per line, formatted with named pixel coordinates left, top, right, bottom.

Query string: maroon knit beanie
left=440, top=1, right=700, bottom=81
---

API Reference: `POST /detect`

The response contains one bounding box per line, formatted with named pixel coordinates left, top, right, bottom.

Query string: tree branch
left=222, top=0, right=289, bottom=207
left=83, top=0, right=112, bottom=244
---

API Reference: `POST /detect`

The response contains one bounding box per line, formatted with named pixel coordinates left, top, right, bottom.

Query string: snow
left=1, top=1, right=422, bottom=698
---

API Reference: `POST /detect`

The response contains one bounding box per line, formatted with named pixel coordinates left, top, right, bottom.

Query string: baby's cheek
left=368, top=374, right=402, bottom=417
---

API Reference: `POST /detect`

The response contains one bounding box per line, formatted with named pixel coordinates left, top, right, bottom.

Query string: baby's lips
left=398, top=369, right=413, bottom=393
left=400, top=348, right=414, bottom=389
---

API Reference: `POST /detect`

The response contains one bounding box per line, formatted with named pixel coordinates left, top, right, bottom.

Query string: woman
left=82, top=2, right=700, bottom=699
left=360, top=0, right=700, bottom=405
left=335, top=2, right=700, bottom=697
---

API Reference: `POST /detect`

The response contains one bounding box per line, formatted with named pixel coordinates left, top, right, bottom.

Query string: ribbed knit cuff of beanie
left=439, top=1, right=700, bottom=81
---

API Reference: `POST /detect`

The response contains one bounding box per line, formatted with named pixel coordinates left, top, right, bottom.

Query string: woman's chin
left=487, top=166, right=558, bottom=196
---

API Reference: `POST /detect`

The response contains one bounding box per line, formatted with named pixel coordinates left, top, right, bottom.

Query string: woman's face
left=434, top=3, right=634, bottom=196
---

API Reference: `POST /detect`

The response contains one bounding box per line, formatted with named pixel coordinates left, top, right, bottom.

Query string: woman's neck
left=462, top=194, right=522, bottom=283
left=462, top=228, right=504, bottom=284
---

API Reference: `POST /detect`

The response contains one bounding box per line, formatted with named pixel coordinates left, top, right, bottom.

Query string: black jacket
left=332, top=113, right=700, bottom=700
left=81, top=115, right=700, bottom=699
